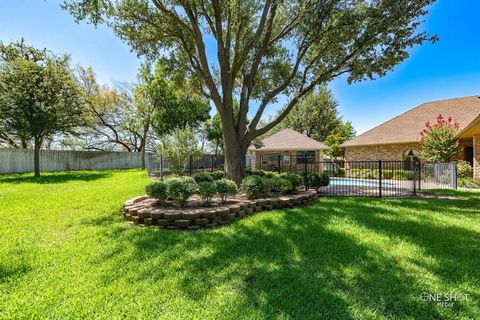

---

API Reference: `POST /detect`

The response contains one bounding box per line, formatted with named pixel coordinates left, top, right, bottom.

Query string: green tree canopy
left=0, top=40, right=83, bottom=176
left=271, top=87, right=349, bottom=141
left=63, top=0, right=437, bottom=182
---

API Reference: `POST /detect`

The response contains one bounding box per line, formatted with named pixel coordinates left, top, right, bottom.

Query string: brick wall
left=474, top=136, right=480, bottom=179
left=250, top=150, right=323, bottom=170
left=344, top=143, right=420, bottom=161
left=345, top=142, right=469, bottom=163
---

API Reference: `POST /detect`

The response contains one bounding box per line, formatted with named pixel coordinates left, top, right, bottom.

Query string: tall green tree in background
left=63, top=0, right=437, bottom=183
left=205, top=113, right=224, bottom=156
left=270, top=87, right=347, bottom=141
left=324, top=121, right=356, bottom=160
left=0, top=40, right=83, bottom=177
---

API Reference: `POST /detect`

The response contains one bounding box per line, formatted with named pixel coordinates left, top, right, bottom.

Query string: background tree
left=325, top=121, right=356, bottom=160
left=158, top=128, right=203, bottom=174
left=270, top=87, right=348, bottom=141
left=420, top=114, right=459, bottom=162
left=205, top=113, right=224, bottom=156
left=0, top=40, right=83, bottom=177
left=63, top=0, right=437, bottom=183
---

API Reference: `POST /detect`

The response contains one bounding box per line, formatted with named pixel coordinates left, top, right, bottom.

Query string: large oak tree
left=63, top=0, right=436, bottom=183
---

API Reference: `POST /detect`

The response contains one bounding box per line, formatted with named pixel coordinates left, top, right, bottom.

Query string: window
left=283, top=155, right=290, bottom=165
left=297, top=151, right=315, bottom=163
left=261, top=156, right=268, bottom=165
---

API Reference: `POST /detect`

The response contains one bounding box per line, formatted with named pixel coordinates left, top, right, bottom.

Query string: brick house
left=248, top=128, right=327, bottom=171
left=341, top=96, right=480, bottom=179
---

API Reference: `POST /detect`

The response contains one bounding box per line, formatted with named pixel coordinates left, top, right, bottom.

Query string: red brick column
left=474, top=136, right=480, bottom=180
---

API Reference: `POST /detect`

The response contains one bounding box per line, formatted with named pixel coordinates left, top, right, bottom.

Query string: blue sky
left=1, top=0, right=479, bottom=134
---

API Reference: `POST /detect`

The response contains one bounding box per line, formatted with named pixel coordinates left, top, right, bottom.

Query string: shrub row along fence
left=0, top=149, right=143, bottom=174
left=258, top=158, right=457, bottom=197
left=147, top=153, right=225, bottom=178
left=147, top=153, right=457, bottom=198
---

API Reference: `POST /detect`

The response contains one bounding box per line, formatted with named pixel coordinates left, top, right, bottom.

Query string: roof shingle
left=249, top=128, right=327, bottom=151
left=341, top=96, right=480, bottom=147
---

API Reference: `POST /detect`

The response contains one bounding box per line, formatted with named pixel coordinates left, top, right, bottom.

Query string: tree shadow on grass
left=94, top=208, right=477, bottom=318
left=0, top=171, right=112, bottom=184
left=0, top=262, right=31, bottom=285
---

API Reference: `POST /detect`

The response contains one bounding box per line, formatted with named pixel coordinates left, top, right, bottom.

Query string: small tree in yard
left=158, top=128, right=203, bottom=174
left=0, top=40, right=83, bottom=177
left=420, top=114, right=460, bottom=162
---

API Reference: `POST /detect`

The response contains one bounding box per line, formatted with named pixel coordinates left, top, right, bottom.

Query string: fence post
left=189, top=155, right=193, bottom=174
left=413, top=161, right=418, bottom=196
left=418, top=162, right=421, bottom=191
left=304, top=158, right=308, bottom=191
left=160, top=155, right=163, bottom=180
left=278, top=155, right=281, bottom=174
left=211, top=155, right=214, bottom=172
left=378, top=160, right=382, bottom=198
left=453, top=162, right=457, bottom=189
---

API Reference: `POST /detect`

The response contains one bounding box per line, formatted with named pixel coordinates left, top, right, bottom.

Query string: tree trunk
left=222, top=124, right=247, bottom=184
left=141, top=147, right=146, bottom=170
left=34, top=137, right=43, bottom=177
left=224, top=147, right=246, bottom=185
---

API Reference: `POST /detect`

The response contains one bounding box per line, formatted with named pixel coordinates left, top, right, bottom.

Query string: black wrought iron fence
left=147, top=153, right=224, bottom=178
left=259, top=157, right=457, bottom=197
left=147, top=152, right=457, bottom=198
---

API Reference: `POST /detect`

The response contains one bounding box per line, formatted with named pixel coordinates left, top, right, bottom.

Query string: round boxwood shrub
left=145, top=181, right=168, bottom=204
left=240, top=175, right=265, bottom=199
left=457, top=160, right=473, bottom=178
left=308, top=172, right=330, bottom=191
left=215, top=179, right=238, bottom=203
left=181, top=176, right=198, bottom=193
left=211, top=170, right=225, bottom=180
left=166, top=177, right=196, bottom=207
left=279, top=172, right=302, bottom=190
left=193, top=172, right=214, bottom=183
left=263, top=178, right=275, bottom=194
left=247, top=169, right=265, bottom=177
left=197, top=181, right=217, bottom=205
left=263, top=171, right=277, bottom=178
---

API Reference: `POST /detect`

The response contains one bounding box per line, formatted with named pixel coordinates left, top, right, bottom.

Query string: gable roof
left=248, top=128, right=328, bottom=151
left=341, top=96, right=480, bottom=147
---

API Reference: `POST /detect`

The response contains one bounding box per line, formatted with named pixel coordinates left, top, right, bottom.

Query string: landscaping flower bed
left=122, top=190, right=319, bottom=229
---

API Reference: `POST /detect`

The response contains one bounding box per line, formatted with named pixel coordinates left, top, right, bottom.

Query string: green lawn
left=0, top=170, right=478, bottom=319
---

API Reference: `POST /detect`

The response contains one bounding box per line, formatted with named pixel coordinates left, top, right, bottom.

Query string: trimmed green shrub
left=392, top=170, right=413, bottom=180
left=197, top=182, right=217, bottom=205
left=215, top=179, right=238, bottom=203
left=308, top=172, right=330, bottom=191
left=263, top=171, right=277, bottom=178
left=457, top=160, right=473, bottom=178
left=193, top=172, right=213, bottom=183
left=276, top=178, right=293, bottom=194
left=181, top=176, right=198, bottom=193
left=240, top=175, right=265, bottom=199
left=458, top=177, right=480, bottom=189
left=381, top=170, right=394, bottom=179
left=279, top=172, right=302, bottom=190
left=166, top=177, right=196, bottom=207
left=211, top=170, right=225, bottom=180
left=263, top=178, right=275, bottom=194
left=145, top=181, right=168, bottom=204
left=264, top=177, right=293, bottom=195
left=246, top=169, right=265, bottom=177
left=245, top=169, right=277, bottom=178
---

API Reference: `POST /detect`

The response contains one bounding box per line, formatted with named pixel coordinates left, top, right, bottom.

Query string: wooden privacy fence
left=0, top=149, right=143, bottom=174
